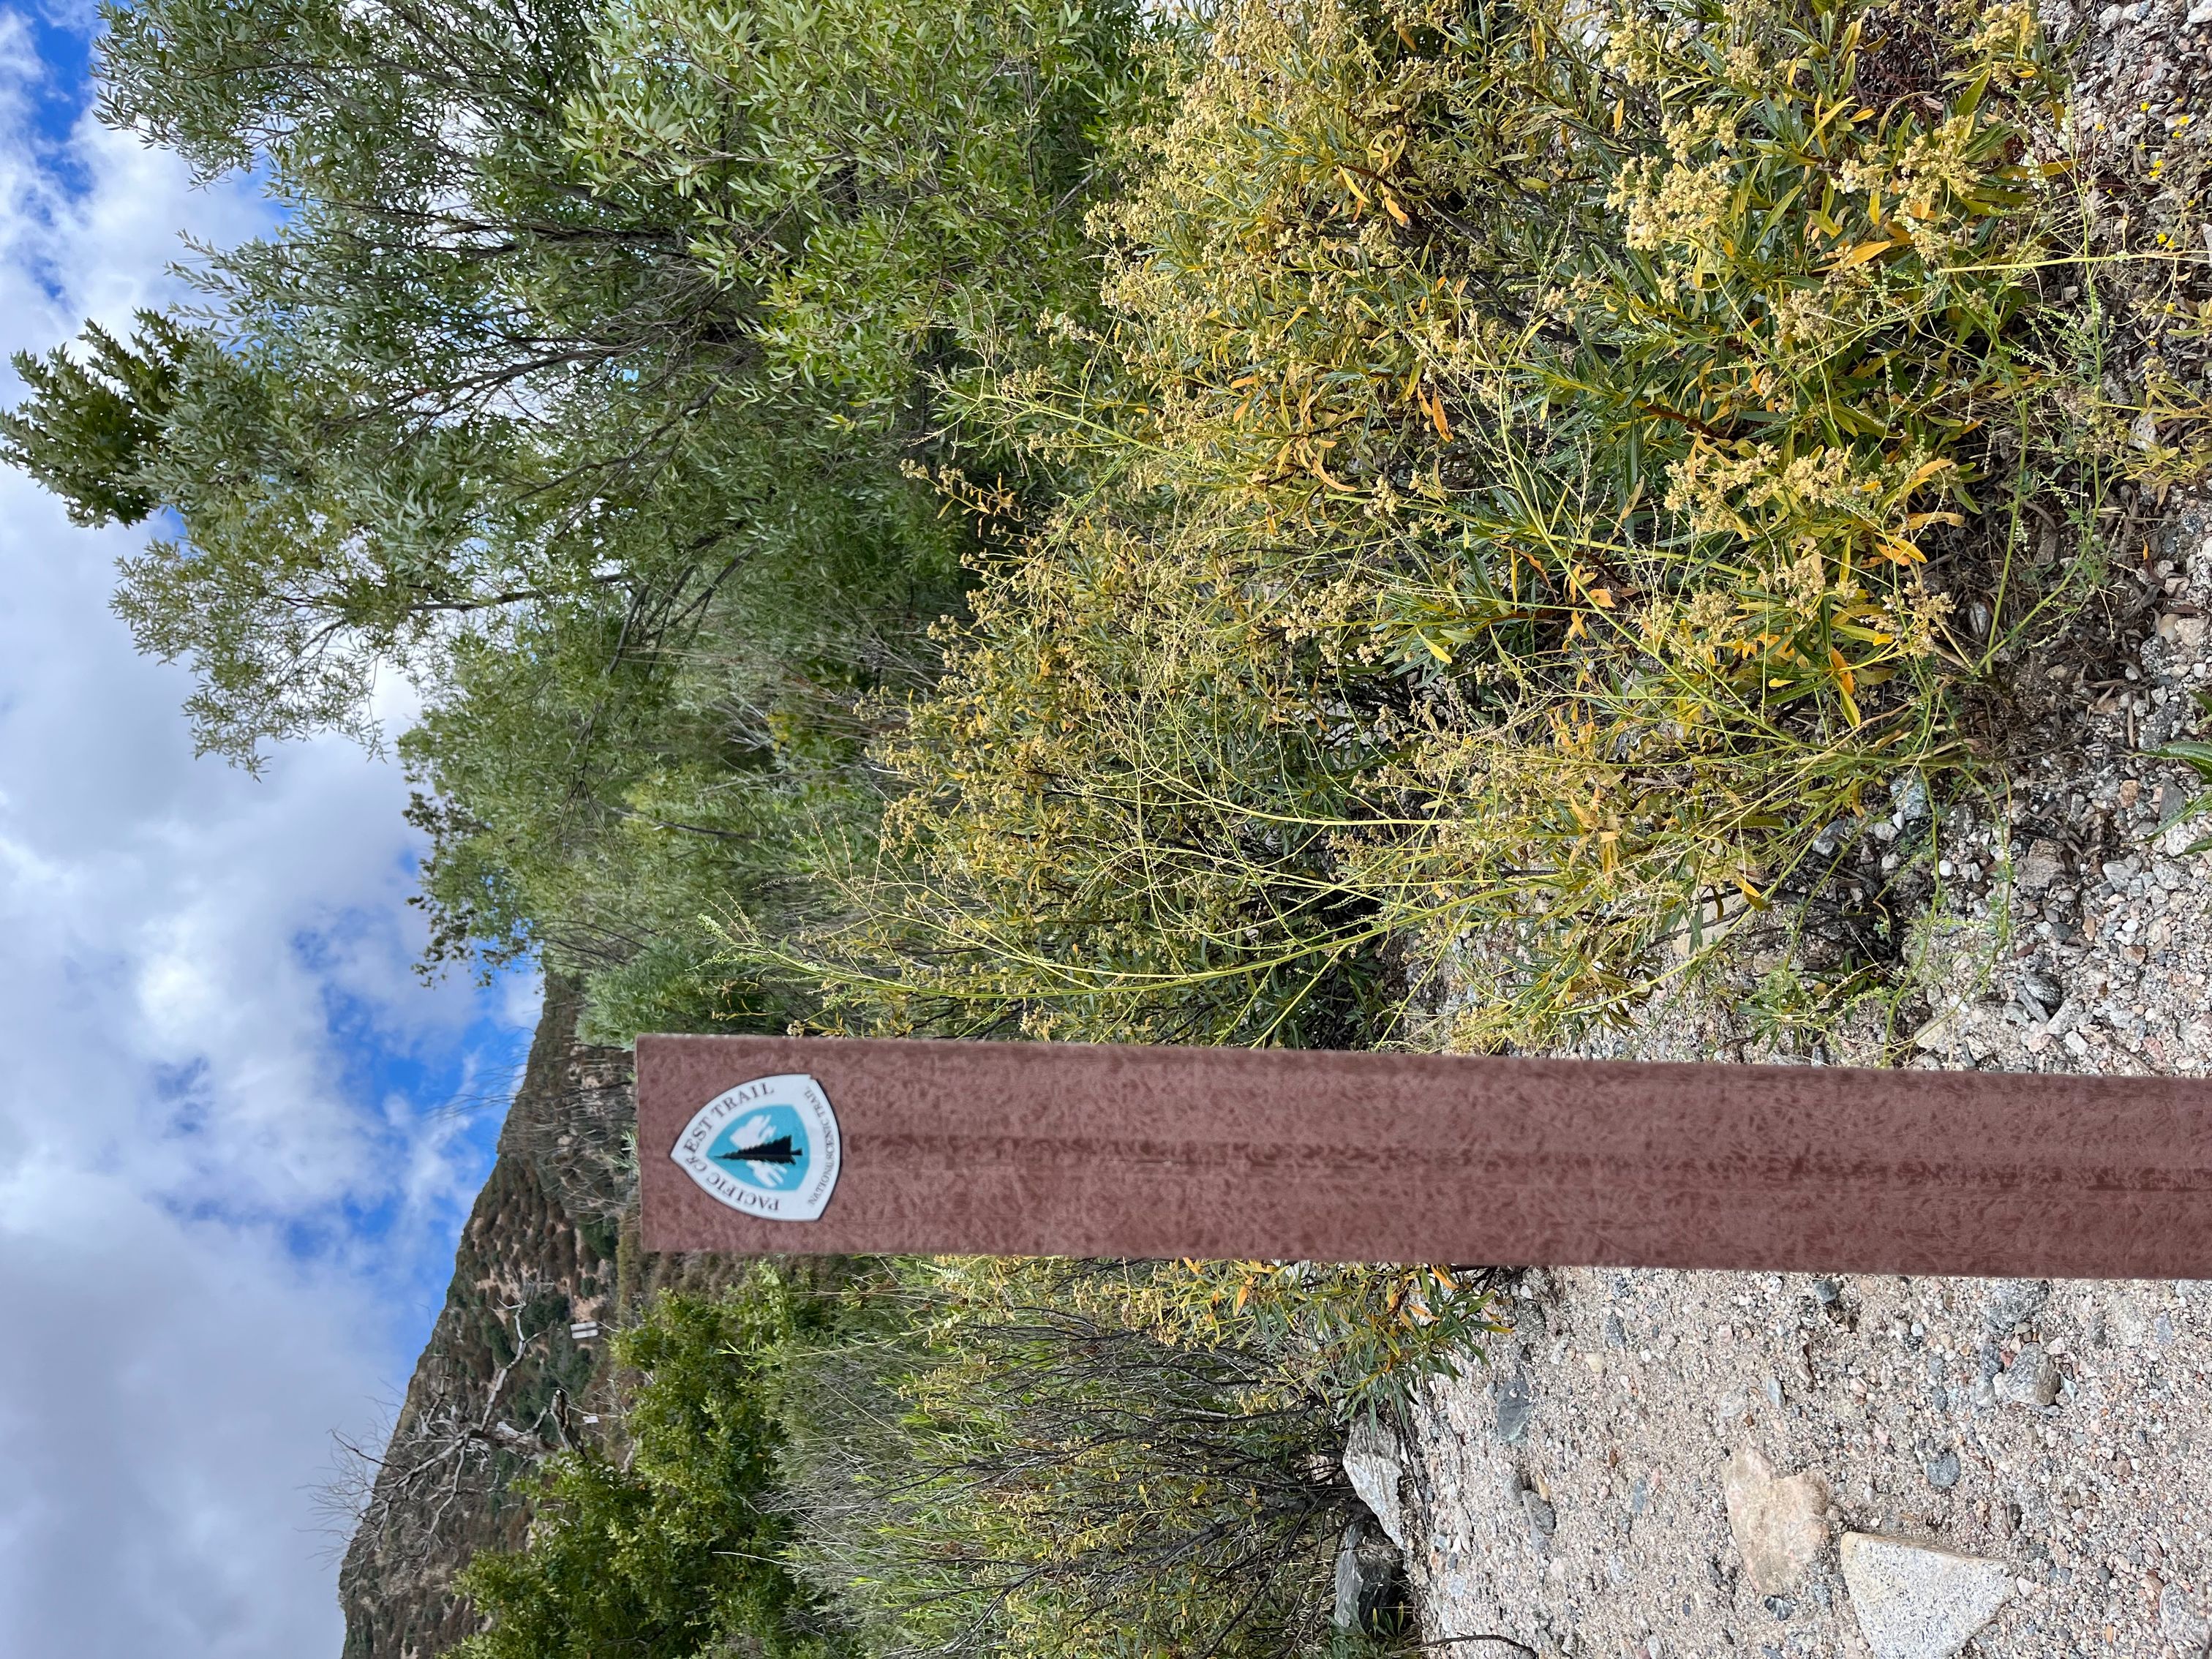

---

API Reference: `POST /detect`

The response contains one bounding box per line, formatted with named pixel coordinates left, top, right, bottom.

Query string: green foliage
left=454, top=1260, right=1397, bottom=1659
left=392, top=467, right=965, bottom=1035
left=565, top=0, right=1148, bottom=416
left=32, top=0, right=2165, bottom=1053
left=1130, top=1258, right=1506, bottom=1416
left=72, top=0, right=1137, bottom=766
left=454, top=1276, right=841, bottom=1659
left=776, top=1258, right=1355, bottom=1659
left=775, top=0, right=2186, bottom=1047
left=1741, top=956, right=1883, bottom=1050
left=86, top=0, right=633, bottom=757
left=7, top=0, right=1148, bottom=1033
left=0, top=310, right=196, bottom=527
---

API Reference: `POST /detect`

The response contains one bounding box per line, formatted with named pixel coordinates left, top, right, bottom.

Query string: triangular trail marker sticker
left=671, top=1072, right=841, bottom=1222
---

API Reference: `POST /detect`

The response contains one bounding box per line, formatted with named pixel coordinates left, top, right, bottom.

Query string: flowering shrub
left=772, top=0, right=2192, bottom=1046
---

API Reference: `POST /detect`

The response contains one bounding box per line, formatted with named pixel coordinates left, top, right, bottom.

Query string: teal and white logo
left=672, top=1072, right=841, bottom=1222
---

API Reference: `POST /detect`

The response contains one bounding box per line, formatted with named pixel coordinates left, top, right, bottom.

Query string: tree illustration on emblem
left=716, top=1134, right=799, bottom=1166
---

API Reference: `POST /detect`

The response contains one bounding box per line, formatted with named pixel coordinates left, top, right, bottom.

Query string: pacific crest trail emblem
left=672, top=1072, right=842, bottom=1221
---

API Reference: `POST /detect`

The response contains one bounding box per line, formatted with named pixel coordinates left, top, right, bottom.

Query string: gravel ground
left=1380, top=1271, right=2212, bottom=1659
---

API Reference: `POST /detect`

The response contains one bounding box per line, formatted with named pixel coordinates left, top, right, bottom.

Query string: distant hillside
left=336, top=980, right=633, bottom=1659
left=337, top=982, right=790, bottom=1658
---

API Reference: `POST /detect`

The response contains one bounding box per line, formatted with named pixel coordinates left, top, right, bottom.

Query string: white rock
left=1841, top=1533, right=2014, bottom=1659
left=2192, top=0, right=2212, bottom=23
left=1721, top=1445, right=1829, bottom=1594
left=2110, top=1296, right=2154, bottom=1348
left=1342, top=1416, right=1410, bottom=1550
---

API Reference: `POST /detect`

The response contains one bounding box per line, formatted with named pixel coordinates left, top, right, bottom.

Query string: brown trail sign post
left=639, top=1034, right=2212, bottom=1279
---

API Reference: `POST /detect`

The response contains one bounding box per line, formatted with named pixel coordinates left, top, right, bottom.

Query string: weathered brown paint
left=637, top=1035, right=2212, bottom=1278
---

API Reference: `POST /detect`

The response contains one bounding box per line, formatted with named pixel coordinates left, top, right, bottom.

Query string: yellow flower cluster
left=1837, top=113, right=1989, bottom=253
left=1961, top=0, right=2039, bottom=62
left=1600, top=8, right=1685, bottom=86
left=1663, top=443, right=1890, bottom=536
left=1607, top=106, right=1747, bottom=279
left=816, top=0, right=2200, bottom=1059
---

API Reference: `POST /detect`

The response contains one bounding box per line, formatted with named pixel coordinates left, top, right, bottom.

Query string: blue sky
left=0, top=6, right=538, bottom=1653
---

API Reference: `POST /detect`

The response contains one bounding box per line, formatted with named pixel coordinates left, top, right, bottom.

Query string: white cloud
left=0, top=18, right=534, bottom=1658
left=0, top=1173, right=395, bottom=1658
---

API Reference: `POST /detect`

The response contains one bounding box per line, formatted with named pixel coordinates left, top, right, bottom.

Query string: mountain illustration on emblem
left=704, top=1107, right=811, bottom=1191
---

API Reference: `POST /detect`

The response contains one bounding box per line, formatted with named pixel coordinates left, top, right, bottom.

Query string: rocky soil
left=1359, top=1271, right=2212, bottom=1658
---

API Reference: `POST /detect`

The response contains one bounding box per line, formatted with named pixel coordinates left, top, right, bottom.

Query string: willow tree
left=4, top=0, right=1144, bottom=1031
